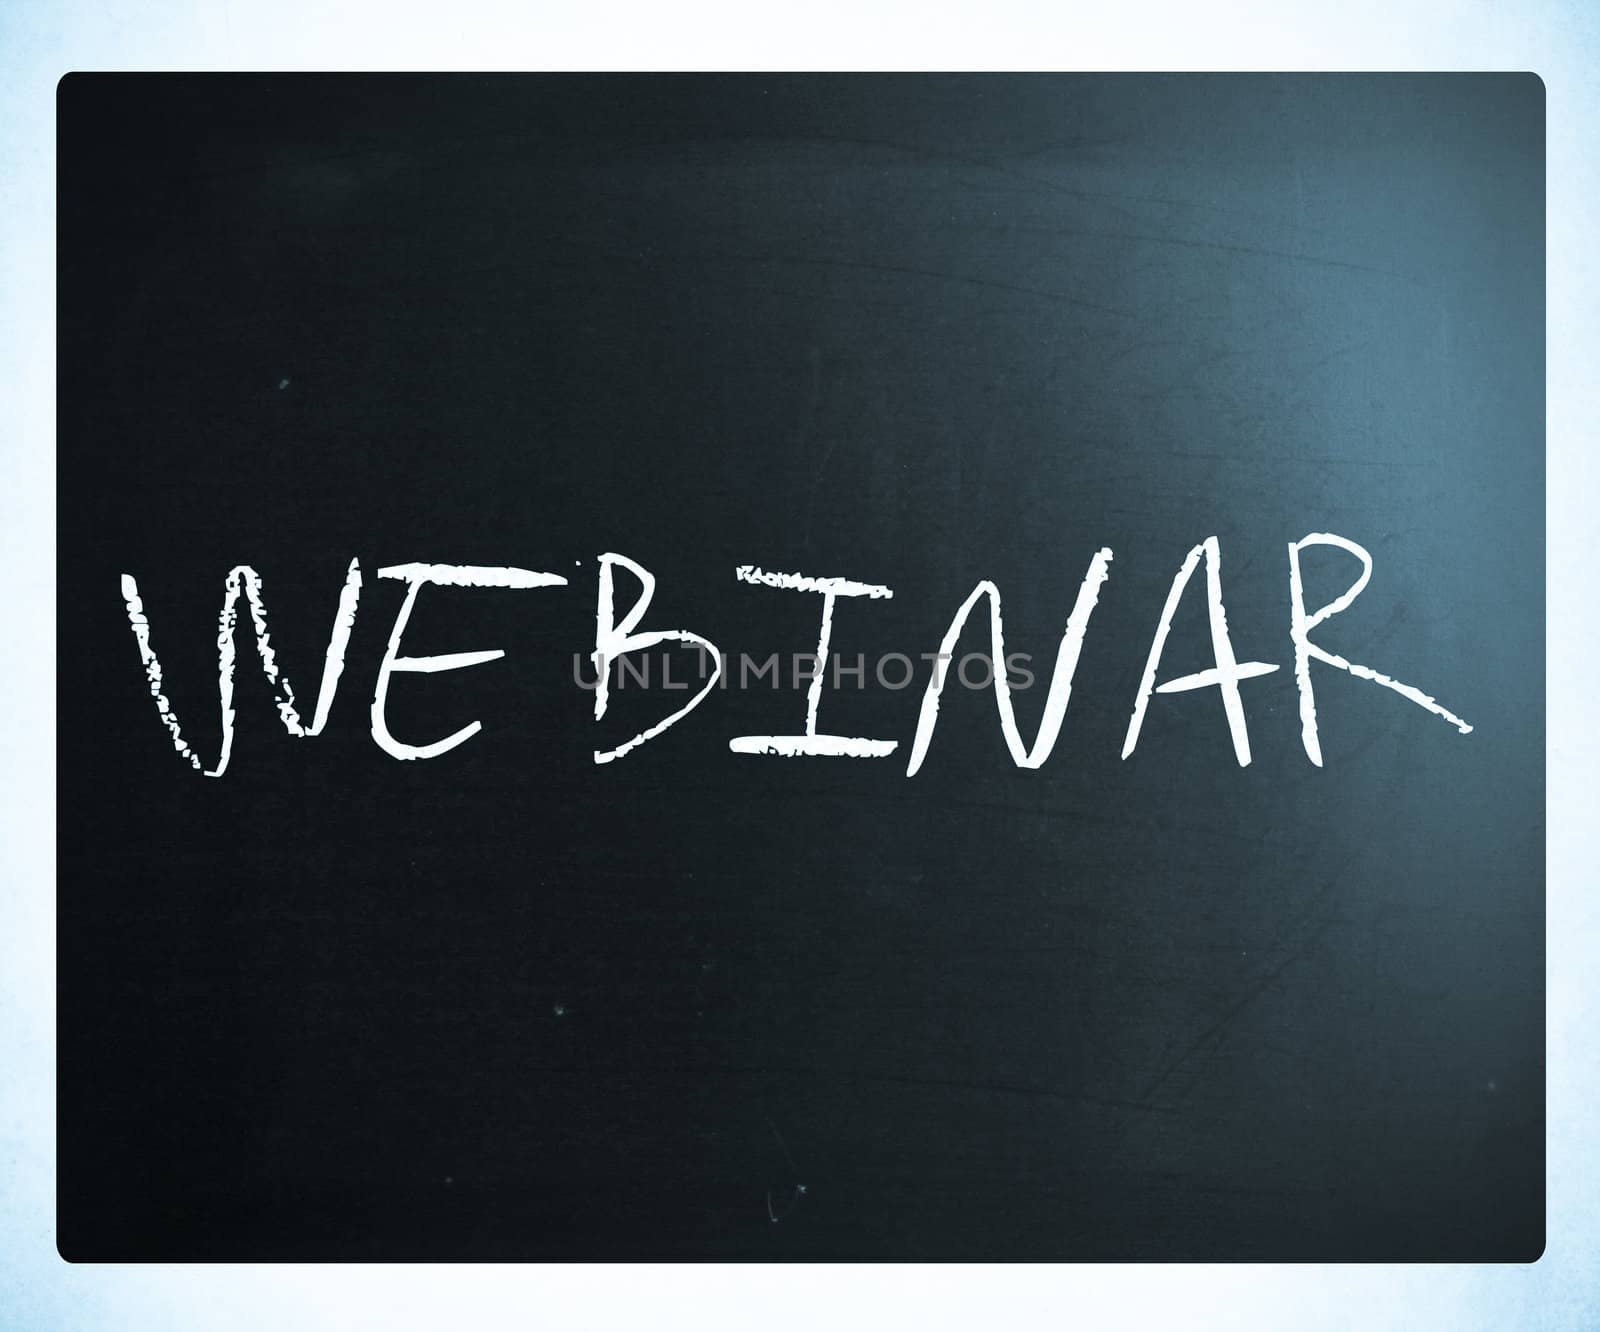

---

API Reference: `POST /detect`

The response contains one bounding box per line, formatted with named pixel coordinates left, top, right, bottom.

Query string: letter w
left=119, top=560, right=363, bottom=777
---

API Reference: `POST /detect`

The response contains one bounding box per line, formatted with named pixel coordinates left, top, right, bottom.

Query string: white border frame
left=4, top=5, right=1591, bottom=1327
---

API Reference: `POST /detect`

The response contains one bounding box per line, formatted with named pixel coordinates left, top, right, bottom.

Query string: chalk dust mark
left=764, top=1116, right=806, bottom=1223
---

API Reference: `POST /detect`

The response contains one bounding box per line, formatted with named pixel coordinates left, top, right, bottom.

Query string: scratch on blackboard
left=767, top=1184, right=807, bottom=1223
left=764, top=1116, right=806, bottom=1223
left=1135, top=879, right=1343, bottom=1111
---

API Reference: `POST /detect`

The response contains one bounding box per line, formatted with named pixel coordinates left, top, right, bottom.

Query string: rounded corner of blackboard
left=53, top=1226, right=86, bottom=1266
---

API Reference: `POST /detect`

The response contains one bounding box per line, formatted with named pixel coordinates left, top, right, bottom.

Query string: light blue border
left=3, top=6, right=1593, bottom=1327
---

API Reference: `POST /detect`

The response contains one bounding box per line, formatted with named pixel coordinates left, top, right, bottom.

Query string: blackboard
left=57, top=73, right=1544, bottom=1260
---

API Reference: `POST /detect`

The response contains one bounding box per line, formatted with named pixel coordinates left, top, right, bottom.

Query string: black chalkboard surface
left=57, top=74, right=1544, bottom=1261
